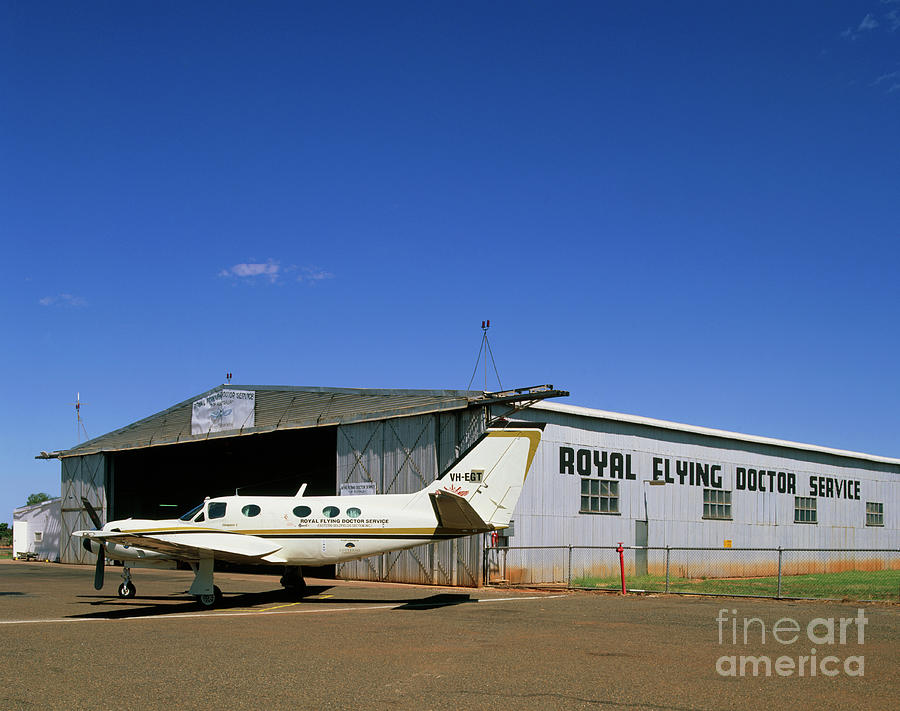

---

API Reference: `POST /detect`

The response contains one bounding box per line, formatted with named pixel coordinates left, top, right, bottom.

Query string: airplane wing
left=73, top=530, right=282, bottom=564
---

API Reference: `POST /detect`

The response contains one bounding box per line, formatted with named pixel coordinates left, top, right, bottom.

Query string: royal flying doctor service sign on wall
left=191, top=389, right=255, bottom=435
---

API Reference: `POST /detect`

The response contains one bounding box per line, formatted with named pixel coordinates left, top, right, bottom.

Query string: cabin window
left=580, top=478, right=618, bottom=514
left=323, top=506, right=340, bottom=518
left=241, top=504, right=261, bottom=517
left=180, top=504, right=204, bottom=521
left=866, top=502, right=884, bottom=527
left=794, top=497, right=817, bottom=524
left=702, top=489, right=732, bottom=520
left=194, top=512, right=205, bottom=522
left=346, top=507, right=361, bottom=518
left=208, top=502, right=227, bottom=519
left=293, top=505, right=312, bottom=518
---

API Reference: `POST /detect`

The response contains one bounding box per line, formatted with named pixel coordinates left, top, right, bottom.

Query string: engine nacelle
left=82, top=535, right=170, bottom=562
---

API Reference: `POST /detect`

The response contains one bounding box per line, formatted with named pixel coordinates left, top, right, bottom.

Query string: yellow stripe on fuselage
left=112, top=526, right=461, bottom=537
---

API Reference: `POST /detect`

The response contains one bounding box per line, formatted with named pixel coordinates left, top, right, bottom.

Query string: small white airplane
left=73, top=427, right=541, bottom=607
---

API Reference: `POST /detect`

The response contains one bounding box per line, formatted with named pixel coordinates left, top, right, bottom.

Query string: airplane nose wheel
left=117, top=568, right=136, bottom=598
left=196, top=586, right=223, bottom=608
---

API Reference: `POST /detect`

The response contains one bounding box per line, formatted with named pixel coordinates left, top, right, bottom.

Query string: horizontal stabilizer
left=429, top=491, right=491, bottom=533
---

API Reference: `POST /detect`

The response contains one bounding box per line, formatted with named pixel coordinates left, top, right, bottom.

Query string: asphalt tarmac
left=0, top=560, right=896, bottom=710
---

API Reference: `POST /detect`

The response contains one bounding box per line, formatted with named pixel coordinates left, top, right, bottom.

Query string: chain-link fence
left=483, top=546, right=900, bottom=602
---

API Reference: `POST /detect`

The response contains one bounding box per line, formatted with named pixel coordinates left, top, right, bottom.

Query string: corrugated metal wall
left=60, top=453, right=106, bottom=564
left=336, top=408, right=485, bottom=586
left=507, top=408, right=899, bottom=580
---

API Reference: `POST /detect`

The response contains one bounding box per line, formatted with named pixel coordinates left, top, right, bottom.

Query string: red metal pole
left=616, top=541, right=626, bottom=595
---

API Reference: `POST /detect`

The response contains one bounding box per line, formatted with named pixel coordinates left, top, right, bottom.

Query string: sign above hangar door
left=191, top=389, right=255, bottom=435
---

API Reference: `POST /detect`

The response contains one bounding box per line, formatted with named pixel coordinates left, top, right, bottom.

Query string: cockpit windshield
left=179, top=503, right=204, bottom=521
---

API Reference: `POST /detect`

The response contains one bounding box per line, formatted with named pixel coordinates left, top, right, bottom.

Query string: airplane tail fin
left=414, top=428, right=542, bottom=531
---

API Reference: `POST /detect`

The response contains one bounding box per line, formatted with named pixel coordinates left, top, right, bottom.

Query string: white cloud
left=219, top=259, right=281, bottom=283
left=887, top=9, right=900, bottom=31
left=873, top=70, right=900, bottom=85
left=219, top=260, right=334, bottom=285
left=859, top=13, right=879, bottom=31
left=297, top=267, right=334, bottom=285
left=871, top=70, right=900, bottom=93
left=39, top=293, right=87, bottom=308
left=842, top=12, right=886, bottom=39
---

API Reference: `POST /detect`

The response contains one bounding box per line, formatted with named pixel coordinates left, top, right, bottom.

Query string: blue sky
left=2, top=2, right=898, bottom=518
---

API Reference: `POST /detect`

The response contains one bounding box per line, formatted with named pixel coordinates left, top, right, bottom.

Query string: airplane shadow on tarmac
left=68, top=587, right=474, bottom=620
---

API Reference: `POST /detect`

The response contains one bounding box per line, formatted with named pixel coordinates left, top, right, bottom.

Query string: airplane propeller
left=81, top=498, right=106, bottom=590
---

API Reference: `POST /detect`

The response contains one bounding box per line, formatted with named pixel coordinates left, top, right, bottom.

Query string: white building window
left=702, top=489, right=732, bottom=520
left=865, top=502, right=884, bottom=527
left=794, top=496, right=817, bottom=524
left=580, top=478, right=618, bottom=514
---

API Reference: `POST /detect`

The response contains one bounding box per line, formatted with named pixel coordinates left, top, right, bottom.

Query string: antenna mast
left=467, top=320, right=503, bottom=392
left=74, top=392, right=89, bottom=442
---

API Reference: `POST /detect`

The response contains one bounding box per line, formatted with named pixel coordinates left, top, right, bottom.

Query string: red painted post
left=616, top=541, right=626, bottom=595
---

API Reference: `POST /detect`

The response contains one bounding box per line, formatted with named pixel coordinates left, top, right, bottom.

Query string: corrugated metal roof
left=530, top=401, right=900, bottom=467
left=56, top=385, right=484, bottom=458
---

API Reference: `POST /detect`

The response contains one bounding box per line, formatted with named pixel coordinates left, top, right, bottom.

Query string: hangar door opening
left=108, top=427, right=336, bottom=523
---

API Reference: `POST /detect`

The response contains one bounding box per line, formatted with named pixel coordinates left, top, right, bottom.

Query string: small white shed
left=13, top=498, right=61, bottom=561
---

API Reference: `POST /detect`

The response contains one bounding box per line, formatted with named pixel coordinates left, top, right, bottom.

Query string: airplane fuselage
left=95, top=491, right=477, bottom=567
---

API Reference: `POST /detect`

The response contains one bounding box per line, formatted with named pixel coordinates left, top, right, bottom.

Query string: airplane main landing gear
left=189, top=555, right=222, bottom=609
left=196, top=586, right=223, bottom=608
left=117, top=568, right=136, bottom=598
left=280, top=566, right=306, bottom=594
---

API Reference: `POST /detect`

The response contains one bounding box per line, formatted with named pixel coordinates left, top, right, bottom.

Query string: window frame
left=208, top=502, right=227, bottom=520
left=865, top=501, right=884, bottom=527
left=794, top=496, right=817, bottom=524
left=241, top=504, right=261, bottom=518
left=702, top=488, right=732, bottom=521
left=579, top=477, right=619, bottom=515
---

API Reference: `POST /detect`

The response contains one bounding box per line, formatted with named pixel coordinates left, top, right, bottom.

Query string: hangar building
left=43, top=384, right=898, bottom=586
left=515, top=402, right=897, bottom=547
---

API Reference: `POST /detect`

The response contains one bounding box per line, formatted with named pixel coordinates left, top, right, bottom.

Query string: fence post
left=776, top=547, right=783, bottom=599
left=567, top=545, right=573, bottom=588
left=665, top=546, right=670, bottom=593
